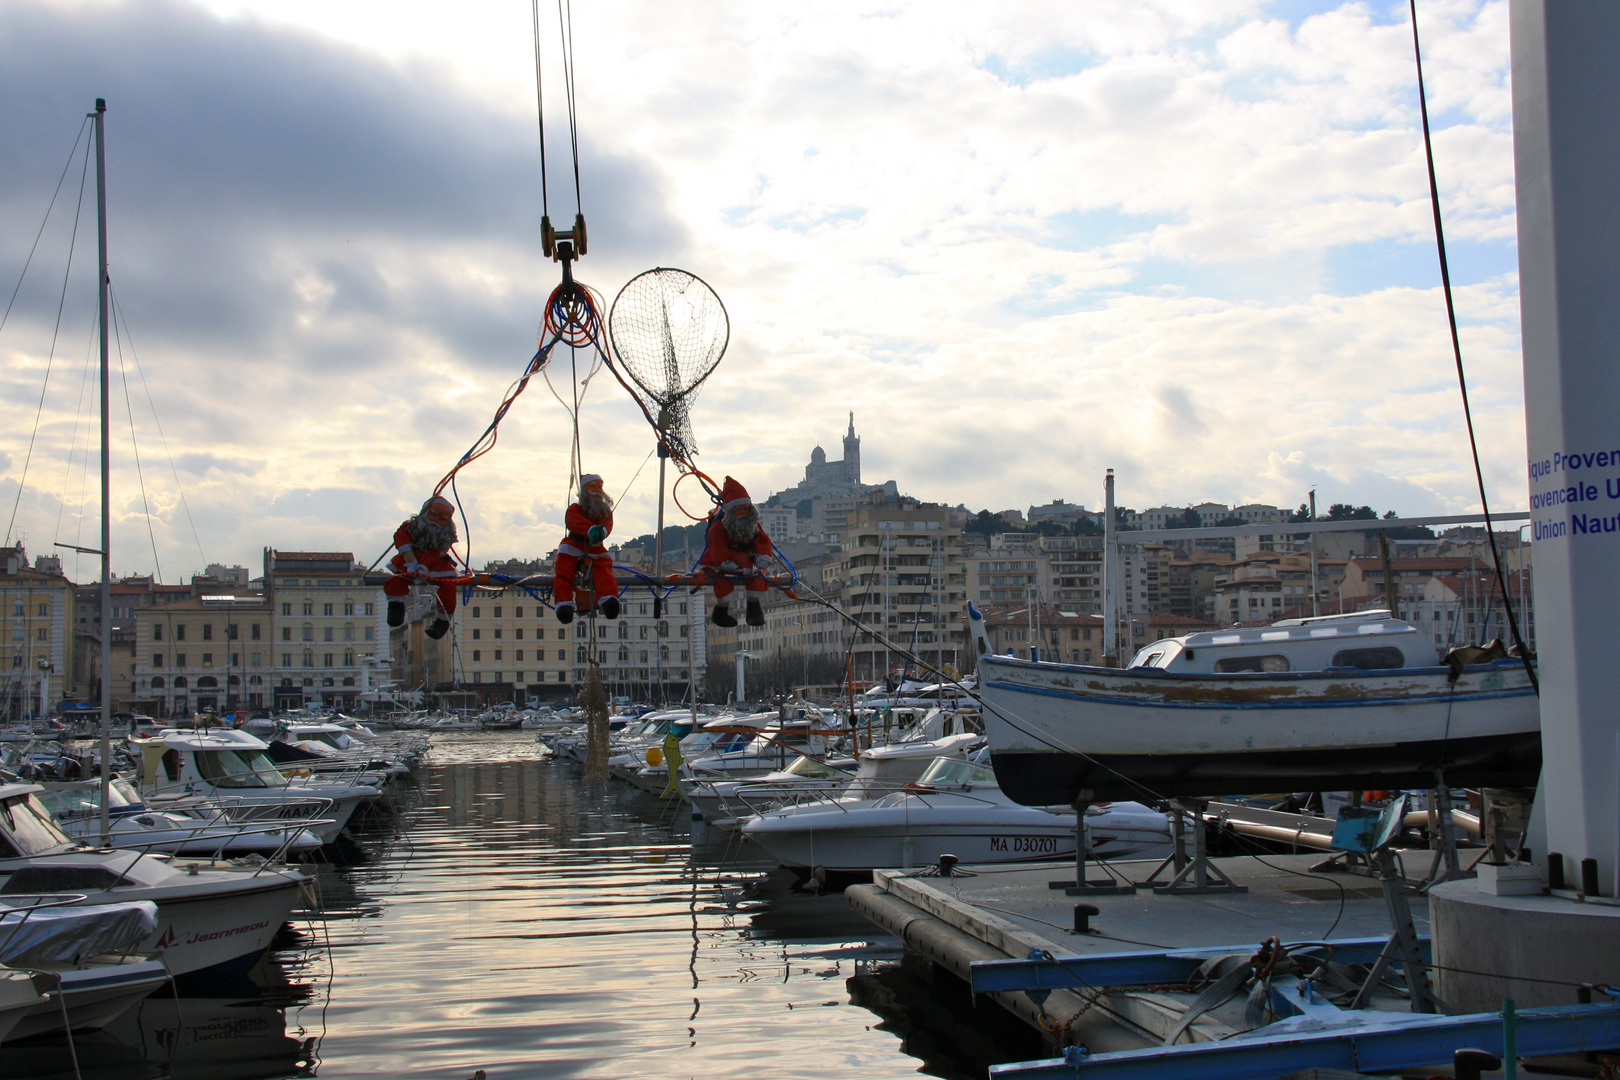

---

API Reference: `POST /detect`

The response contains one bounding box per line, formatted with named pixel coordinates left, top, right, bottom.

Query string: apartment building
left=826, top=495, right=963, bottom=682
left=0, top=548, right=75, bottom=720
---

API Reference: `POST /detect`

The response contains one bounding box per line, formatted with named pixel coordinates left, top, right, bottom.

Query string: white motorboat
left=38, top=779, right=325, bottom=857
left=740, top=756, right=1171, bottom=873
left=973, top=605, right=1540, bottom=805
left=129, top=728, right=380, bottom=844
left=0, top=896, right=171, bottom=1041
left=0, top=784, right=308, bottom=978
left=686, top=730, right=982, bottom=825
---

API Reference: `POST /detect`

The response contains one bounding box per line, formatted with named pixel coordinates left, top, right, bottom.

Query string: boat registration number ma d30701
left=989, top=836, right=1061, bottom=854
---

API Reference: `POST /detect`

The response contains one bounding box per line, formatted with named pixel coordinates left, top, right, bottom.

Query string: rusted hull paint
left=979, top=658, right=1540, bottom=804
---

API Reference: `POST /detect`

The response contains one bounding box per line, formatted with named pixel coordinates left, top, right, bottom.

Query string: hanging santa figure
left=552, top=473, right=620, bottom=625
left=384, top=494, right=463, bottom=640
left=697, top=476, right=773, bottom=628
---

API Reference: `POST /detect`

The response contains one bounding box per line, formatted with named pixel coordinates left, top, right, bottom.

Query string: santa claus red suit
left=384, top=495, right=463, bottom=640
left=552, top=474, right=621, bottom=625
left=697, top=476, right=773, bottom=628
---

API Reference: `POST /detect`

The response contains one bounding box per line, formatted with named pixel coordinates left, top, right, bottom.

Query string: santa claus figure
left=552, top=474, right=620, bottom=625
left=385, top=495, right=463, bottom=640
left=698, top=476, right=773, bottom=628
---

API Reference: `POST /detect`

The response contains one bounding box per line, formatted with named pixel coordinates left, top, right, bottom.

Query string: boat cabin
left=129, top=729, right=291, bottom=792
left=1125, top=610, right=1426, bottom=674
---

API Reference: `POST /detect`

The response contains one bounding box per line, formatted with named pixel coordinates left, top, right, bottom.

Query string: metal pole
left=1308, top=489, right=1320, bottom=617
left=93, top=98, right=112, bottom=847
left=1103, top=469, right=1117, bottom=661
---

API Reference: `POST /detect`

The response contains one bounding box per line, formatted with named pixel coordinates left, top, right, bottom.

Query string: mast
left=93, top=98, right=112, bottom=846
left=1102, top=469, right=1117, bottom=663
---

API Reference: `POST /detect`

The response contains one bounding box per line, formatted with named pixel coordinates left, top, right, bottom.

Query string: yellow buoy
left=646, top=746, right=664, bottom=767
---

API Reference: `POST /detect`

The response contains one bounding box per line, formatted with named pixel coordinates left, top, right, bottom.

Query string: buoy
left=646, top=746, right=664, bottom=767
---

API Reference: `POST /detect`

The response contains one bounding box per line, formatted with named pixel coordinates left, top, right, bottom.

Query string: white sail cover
left=0, top=900, right=159, bottom=965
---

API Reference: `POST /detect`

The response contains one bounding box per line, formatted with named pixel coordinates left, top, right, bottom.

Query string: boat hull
left=979, top=657, right=1540, bottom=804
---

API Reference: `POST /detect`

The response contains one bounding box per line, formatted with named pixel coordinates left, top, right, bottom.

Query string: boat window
left=1331, top=647, right=1405, bottom=670
left=915, top=757, right=997, bottom=787
left=0, top=794, right=74, bottom=856
left=1130, top=651, right=1164, bottom=669
left=194, top=748, right=287, bottom=788
left=161, top=749, right=182, bottom=782
left=782, top=755, right=848, bottom=779
left=1214, top=654, right=1290, bottom=673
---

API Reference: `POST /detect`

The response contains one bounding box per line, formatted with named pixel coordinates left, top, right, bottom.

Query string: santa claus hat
left=422, top=495, right=455, bottom=515
left=579, top=473, right=603, bottom=490
left=719, top=476, right=753, bottom=511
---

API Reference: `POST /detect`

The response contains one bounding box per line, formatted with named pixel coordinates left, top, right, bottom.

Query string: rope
left=1408, top=0, right=1537, bottom=695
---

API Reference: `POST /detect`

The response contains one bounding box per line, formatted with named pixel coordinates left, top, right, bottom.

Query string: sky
left=0, top=0, right=1528, bottom=582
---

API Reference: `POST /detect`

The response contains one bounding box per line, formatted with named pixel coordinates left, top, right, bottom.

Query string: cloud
left=0, top=0, right=1527, bottom=582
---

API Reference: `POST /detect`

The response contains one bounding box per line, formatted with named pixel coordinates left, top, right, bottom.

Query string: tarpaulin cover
left=0, top=900, right=159, bottom=964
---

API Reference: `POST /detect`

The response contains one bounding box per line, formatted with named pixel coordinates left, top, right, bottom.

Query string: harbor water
left=10, top=732, right=1039, bottom=1079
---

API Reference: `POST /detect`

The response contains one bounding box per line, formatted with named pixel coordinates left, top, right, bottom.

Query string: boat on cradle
left=740, top=755, right=1172, bottom=874
left=37, top=778, right=325, bottom=857
left=687, top=729, right=983, bottom=825
left=973, top=605, right=1541, bottom=805
left=0, top=895, right=170, bottom=1042
left=129, top=728, right=381, bottom=844
left=0, top=784, right=308, bottom=978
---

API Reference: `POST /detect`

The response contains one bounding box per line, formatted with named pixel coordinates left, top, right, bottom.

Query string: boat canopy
left=1126, top=610, right=1426, bottom=674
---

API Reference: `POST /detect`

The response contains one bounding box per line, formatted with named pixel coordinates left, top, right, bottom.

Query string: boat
left=739, top=755, right=1171, bottom=873
left=972, top=604, right=1540, bottom=805
left=0, top=784, right=308, bottom=978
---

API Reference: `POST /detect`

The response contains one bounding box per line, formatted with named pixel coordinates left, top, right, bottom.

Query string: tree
left=1326, top=503, right=1377, bottom=521
left=1214, top=515, right=1247, bottom=527
left=1289, top=503, right=1312, bottom=522
left=1070, top=516, right=1104, bottom=536
left=1172, top=508, right=1203, bottom=529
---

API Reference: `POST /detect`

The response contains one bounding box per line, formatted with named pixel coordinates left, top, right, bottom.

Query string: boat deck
left=848, top=852, right=1429, bottom=1055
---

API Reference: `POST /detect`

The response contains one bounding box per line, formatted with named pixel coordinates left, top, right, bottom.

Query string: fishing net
left=580, top=662, right=610, bottom=784
left=608, top=268, right=729, bottom=457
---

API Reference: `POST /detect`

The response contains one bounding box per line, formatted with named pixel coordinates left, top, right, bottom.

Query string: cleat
left=555, top=604, right=574, bottom=625
left=745, top=599, right=765, bottom=626
left=711, top=604, right=737, bottom=628
left=600, top=596, right=620, bottom=620
left=425, top=618, right=451, bottom=640
left=386, top=600, right=404, bottom=628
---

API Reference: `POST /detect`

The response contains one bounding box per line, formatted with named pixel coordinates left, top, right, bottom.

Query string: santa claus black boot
left=387, top=601, right=404, bottom=628
left=600, top=596, right=620, bottom=620
left=745, top=598, right=765, bottom=627
left=711, top=603, right=737, bottom=628
left=425, top=618, right=450, bottom=640
left=555, top=604, right=574, bottom=625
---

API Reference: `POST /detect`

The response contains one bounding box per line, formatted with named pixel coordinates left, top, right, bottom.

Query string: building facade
left=0, top=548, right=74, bottom=720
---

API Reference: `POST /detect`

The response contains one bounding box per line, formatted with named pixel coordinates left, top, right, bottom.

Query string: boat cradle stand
left=1136, top=798, right=1246, bottom=896
left=1050, top=792, right=1136, bottom=897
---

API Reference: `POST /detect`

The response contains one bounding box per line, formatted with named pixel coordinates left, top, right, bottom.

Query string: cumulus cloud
left=0, top=0, right=1527, bottom=581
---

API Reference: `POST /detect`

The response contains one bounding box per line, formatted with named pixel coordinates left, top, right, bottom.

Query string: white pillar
left=1511, top=0, right=1620, bottom=894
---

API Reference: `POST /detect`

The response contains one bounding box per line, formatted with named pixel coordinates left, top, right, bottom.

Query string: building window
left=557, top=671, right=566, bottom=682
left=175, top=624, right=186, bottom=641
left=281, top=603, right=291, bottom=616
left=344, top=652, right=354, bottom=666
left=558, top=650, right=566, bottom=661
left=515, top=607, right=524, bottom=618
left=364, top=603, right=374, bottom=616
left=494, top=649, right=503, bottom=661
left=36, top=603, right=47, bottom=617
left=175, top=653, right=187, bottom=667
left=302, top=626, right=313, bottom=641
left=323, top=603, right=334, bottom=617
left=282, top=627, right=292, bottom=641
left=473, top=650, right=481, bottom=662
left=471, top=607, right=480, bottom=619
left=202, top=652, right=213, bottom=666
left=515, top=650, right=524, bottom=661
left=472, top=629, right=481, bottom=640
left=173, top=676, right=187, bottom=688
left=302, top=602, right=313, bottom=616
left=514, top=628, right=523, bottom=640
left=250, top=652, right=261, bottom=667
left=494, top=628, right=502, bottom=640
left=153, top=624, right=163, bottom=641
left=36, top=628, right=48, bottom=641
left=344, top=625, right=354, bottom=641
left=202, top=624, right=213, bottom=641
left=323, top=627, right=334, bottom=642
left=322, top=653, right=334, bottom=667
left=282, top=653, right=292, bottom=667
left=153, top=653, right=164, bottom=668
left=303, top=652, right=313, bottom=668
left=151, top=676, right=164, bottom=689
left=344, top=602, right=355, bottom=616
left=535, top=628, right=544, bottom=640
left=494, top=606, right=502, bottom=618
left=364, top=627, right=374, bottom=641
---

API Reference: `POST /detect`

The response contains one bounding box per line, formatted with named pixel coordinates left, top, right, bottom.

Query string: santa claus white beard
left=579, top=491, right=614, bottom=519
left=409, top=516, right=458, bottom=552
left=722, top=508, right=759, bottom=545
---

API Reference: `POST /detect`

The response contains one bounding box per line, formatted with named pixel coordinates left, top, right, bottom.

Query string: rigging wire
left=53, top=308, right=100, bottom=571
left=110, top=296, right=166, bottom=583
left=110, top=281, right=207, bottom=576
left=530, top=0, right=549, bottom=221
left=0, top=118, right=91, bottom=340
left=557, top=0, right=583, bottom=212
left=1408, top=0, right=1538, bottom=695
left=6, top=134, right=93, bottom=547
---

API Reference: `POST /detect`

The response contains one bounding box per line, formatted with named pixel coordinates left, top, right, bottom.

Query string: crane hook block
left=541, top=215, right=555, bottom=259
left=574, top=213, right=588, bottom=256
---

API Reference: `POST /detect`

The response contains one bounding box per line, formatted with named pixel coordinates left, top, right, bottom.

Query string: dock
left=848, top=853, right=1427, bottom=1055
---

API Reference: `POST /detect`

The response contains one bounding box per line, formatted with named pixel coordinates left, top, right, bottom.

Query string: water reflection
left=13, top=735, right=1033, bottom=1080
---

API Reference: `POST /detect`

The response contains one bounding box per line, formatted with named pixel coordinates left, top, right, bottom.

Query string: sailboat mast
left=93, top=98, right=112, bottom=846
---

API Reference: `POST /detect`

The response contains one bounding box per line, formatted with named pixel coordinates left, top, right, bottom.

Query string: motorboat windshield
left=915, top=757, right=998, bottom=788
left=194, top=747, right=288, bottom=788
left=0, top=790, right=75, bottom=856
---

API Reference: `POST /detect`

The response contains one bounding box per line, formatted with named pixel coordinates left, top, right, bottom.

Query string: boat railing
left=0, top=892, right=90, bottom=958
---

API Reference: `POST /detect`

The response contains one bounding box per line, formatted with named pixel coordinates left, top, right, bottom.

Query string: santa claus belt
left=558, top=542, right=605, bottom=558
